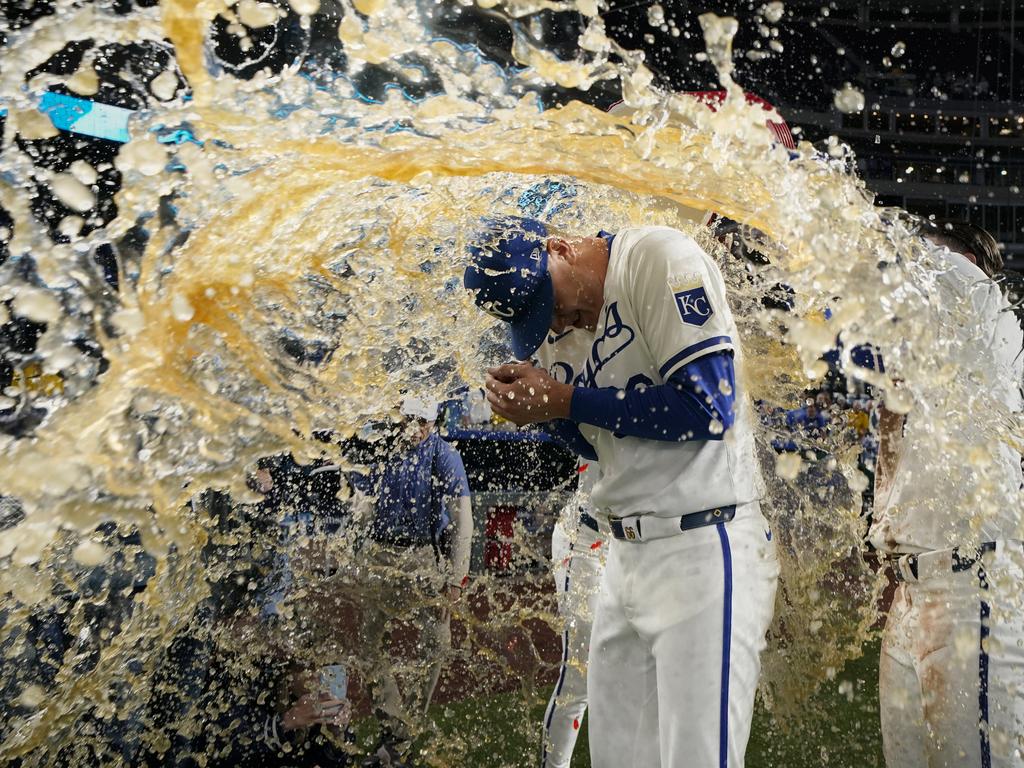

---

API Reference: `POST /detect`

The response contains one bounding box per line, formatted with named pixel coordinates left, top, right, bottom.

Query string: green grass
left=747, top=640, right=884, bottom=768
left=356, top=641, right=884, bottom=767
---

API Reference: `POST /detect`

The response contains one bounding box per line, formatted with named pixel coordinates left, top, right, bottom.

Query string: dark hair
left=920, top=218, right=1003, bottom=278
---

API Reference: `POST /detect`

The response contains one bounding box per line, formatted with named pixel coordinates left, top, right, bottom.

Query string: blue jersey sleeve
left=541, top=419, right=600, bottom=461
left=850, top=343, right=885, bottom=372
left=570, top=350, right=736, bottom=442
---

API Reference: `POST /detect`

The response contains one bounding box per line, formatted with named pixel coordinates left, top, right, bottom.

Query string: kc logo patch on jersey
left=674, top=286, right=714, bottom=326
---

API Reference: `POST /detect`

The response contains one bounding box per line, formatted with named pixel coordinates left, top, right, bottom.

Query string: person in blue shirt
left=353, top=395, right=472, bottom=767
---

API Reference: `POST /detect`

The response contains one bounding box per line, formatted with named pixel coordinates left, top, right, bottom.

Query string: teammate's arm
left=485, top=351, right=736, bottom=441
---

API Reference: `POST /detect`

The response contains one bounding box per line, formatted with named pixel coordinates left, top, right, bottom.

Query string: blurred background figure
left=352, top=396, right=473, bottom=767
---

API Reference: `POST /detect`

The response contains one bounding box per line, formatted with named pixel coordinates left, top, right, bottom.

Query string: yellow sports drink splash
left=0, top=2, right=1019, bottom=765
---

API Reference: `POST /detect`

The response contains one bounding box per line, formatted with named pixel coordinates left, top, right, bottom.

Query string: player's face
left=403, top=416, right=434, bottom=445
left=547, top=240, right=602, bottom=333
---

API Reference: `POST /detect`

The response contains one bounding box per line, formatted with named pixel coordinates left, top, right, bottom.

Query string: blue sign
left=37, top=92, right=132, bottom=143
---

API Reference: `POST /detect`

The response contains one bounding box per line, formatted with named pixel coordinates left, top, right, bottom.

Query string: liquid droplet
left=50, top=173, right=95, bottom=213
left=171, top=294, right=195, bottom=323
left=116, top=137, right=168, bottom=177
left=150, top=69, right=179, bottom=101
left=12, top=288, right=61, bottom=324
left=17, top=685, right=46, bottom=709
left=763, top=2, right=785, bottom=23
left=236, top=0, right=281, bottom=28
left=72, top=540, right=108, bottom=566
left=288, top=0, right=320, bottom=13
left=776, top=452, right=803, bottom=480
left=833, top=84, right=865, bottom=113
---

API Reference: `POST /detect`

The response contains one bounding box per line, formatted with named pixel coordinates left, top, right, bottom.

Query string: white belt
left=891, top=539, right=1024, bottom=583
left=608, top=505, right=736, bottom=542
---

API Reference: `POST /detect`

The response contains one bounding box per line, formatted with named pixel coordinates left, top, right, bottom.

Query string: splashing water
left=1, top=1, right=1021, bottom=766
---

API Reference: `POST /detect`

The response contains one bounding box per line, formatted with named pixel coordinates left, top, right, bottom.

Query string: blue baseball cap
left=463, top=216, right=553, bottom=360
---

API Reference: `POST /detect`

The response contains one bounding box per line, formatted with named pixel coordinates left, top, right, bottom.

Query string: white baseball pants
left=542, top=518, right=607, bottom=768
left=587, top=504, right=778, bottom=768
left=880, top=543, right=1024, bottom=768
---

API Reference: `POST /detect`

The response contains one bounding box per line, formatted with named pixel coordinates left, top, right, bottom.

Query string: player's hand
left=485, top=363, right=573, bottom=425
left=447, top=584, right=463, bottom=604
left=281, top=693, right=350, bottom=730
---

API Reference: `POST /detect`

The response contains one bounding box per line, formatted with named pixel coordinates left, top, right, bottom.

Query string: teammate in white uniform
left=464, top=219, right=778, bottom=768
left=535, top=327, right=606, bottom=768
left=870, top=221, right=1024, bottom=768
left=541, top=460, right=604, bottom=768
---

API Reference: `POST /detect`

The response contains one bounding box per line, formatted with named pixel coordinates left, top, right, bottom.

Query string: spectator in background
left=353, top=396, right=472, bottom=768
left=138, top=488, right=354, bottom=767
left=785, top=391, right=832, bottom=436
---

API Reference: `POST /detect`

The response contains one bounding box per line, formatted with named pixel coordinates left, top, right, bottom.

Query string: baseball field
left=349, top=634, right=885, bottom=767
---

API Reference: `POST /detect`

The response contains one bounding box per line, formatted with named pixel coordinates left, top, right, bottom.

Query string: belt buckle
left=893, top=554, right=918, bottom=583
left=613, top=516, right=642, bottom=541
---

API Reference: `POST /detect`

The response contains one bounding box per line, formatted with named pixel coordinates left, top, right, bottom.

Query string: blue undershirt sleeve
left=540, top=419, right=599, bottom=461
left=569, top=350, right=737, bottom=442
left=850, top=343, right=885, bottom=372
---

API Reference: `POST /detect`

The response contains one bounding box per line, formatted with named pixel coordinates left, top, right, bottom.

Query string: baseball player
left=870, top=220, right=1024, bottom=768
left=463, top=217, right=778, bottom=767
left=352, top=396, right=473, bottom=767
left=534, top=326, right=606, bottom=768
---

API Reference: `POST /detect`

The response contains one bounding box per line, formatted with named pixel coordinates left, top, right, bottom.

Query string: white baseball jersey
left=870, top=249, right=1024, bottom=553
left=536, top=324, right=606, bottom=768
left=575, top=226, right=759, bottom=518
left=537, top=327, right=594, bottom=390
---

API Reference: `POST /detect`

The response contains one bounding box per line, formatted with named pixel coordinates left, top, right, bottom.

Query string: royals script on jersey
left=537, top=326, right=602, bottom=496
left=870, top=249, right=1024, bottom=553
left=573, top=226, right=759, bottom=518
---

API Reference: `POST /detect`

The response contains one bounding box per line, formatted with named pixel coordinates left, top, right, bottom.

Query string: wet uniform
left=870, top=248, right=1024, bottom=768
left=576, top=227, right=778, bottom=768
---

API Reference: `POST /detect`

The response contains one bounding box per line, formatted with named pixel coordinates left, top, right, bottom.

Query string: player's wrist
left=550, top=382, right=574, bottom=419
